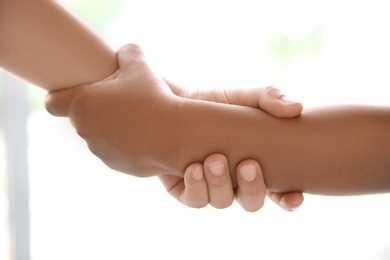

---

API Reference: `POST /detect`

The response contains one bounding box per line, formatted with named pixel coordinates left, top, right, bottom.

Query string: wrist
left=159, top=97, right=268, bottom=181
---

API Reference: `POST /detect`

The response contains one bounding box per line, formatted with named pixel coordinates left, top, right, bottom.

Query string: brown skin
left=1, top=0, right=303, bottom=211
left=176, top=99, right=390, bottom=195
left=48, top=45, right=390, bottom=196
left=3, top=1, right=390, bottom=196
left=4, top=1, right=390, bottom=202
left=0, top=0, right=116, bottom=90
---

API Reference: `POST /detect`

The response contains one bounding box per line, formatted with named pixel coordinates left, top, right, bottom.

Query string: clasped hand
left=46, top=44, right=304, bottom=212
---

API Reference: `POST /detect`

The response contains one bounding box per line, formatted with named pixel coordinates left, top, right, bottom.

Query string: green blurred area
left=70, top=0, right=125, bottom=31
left=267, top=24, right=324, bottom=66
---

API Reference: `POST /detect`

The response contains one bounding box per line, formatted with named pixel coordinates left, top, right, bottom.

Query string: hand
left=159, top=85, right=304, bottom=212
left=46, top=44, right=184, bottom=177
left=46, top=44, right=304, bottom=211
left=160, top=154, right=303, bottom=212
left=168, top=81, right=303, bottom=119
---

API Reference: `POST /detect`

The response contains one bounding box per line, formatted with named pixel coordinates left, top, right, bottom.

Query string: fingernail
left=208, top=161, right=225, bottom=177
left=281, top=96, right=295, bottom=103
left=290, top=206, right=299, bottom=212
left=192, top=168, right=203, bottom=181
left=240, top=164, right=257, bottom=181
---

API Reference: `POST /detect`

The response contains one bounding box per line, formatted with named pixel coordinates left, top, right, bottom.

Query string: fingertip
left=237, top=160, right=261, bottom=183
left=236, top=160, right=266, bottom=212
left=117, top=43, right=145, bottom=66
left=280, top=100, right=304, bottom=118
left=118, top=43, right=143, bottom=56
left=203, top=154, right=234, bottom=209
left=236, top=160, right=265, bottom=196
left=185, top=163, right=204, bottom=182
left=44, top=93, right=55, bottom=115
left=204, top=153, right=230, bottom=180
left=258, top=86, right=303, bottom=118
left=268, top=192, right=304, bottom=212
left=183, top=163, right=209, bottom=208
left=284, top=192, right=304, bottom=211
left=294, top=101, right=304, bottom=113
left=267, top=99, right=303, bottom=118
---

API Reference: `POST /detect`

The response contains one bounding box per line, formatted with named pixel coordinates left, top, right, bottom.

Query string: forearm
left=0, top=0, right=117, bottom=91
left=165, top=100, right=390, bottom=196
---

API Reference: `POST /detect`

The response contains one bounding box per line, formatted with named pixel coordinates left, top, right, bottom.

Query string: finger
left=203, top=154, right=234, bottom=209
left=117, top=44, right=170, bottom=93
left=116, top=43, right=146, bottom=75
left=163, top=78, right=190, bottom=97
left=236, top=160, right=267, bottom=212
left=257, top=86, right=303, bottom=118
left=158, top=174, right=185, bottom=202
left=183, top=163, right=209, bottom=208
left=224, top=86, right=303, bottom=118
left=267, top=191, right=304, bottom=212
left=45, top=86, right=83, bottom=117
left=158, top=164, right=209, bottom=208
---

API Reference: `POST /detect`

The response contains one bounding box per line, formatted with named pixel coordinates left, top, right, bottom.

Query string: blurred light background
left=1, top=0, right=390, bottom=259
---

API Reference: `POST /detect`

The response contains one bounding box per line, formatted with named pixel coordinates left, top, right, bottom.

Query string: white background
left=2, top=0, right=390, bottom=259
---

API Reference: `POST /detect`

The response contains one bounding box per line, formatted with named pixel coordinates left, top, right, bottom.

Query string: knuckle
left=209, top=177, right=231, bottom=188
left=259, top=86, right=280, bottom=98
left=262, top=85, right=277, bottom=92
left=238, top=181, right=265, bottom=198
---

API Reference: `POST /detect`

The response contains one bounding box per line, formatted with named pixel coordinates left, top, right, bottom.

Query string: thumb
left=267, top=191, right=304, bottom=212
left=45, top=86, right=82, bottom=117
left=223, top=86, right=303, bottom=118
left=257, top=86, right=303, bottom=118
left=115, top=43, right=147, bottom=77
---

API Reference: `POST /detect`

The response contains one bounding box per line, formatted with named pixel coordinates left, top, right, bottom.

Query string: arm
left=0, top=0, right=117, bottom=91
left=160, top=86, right=304, bottom=212
left=0, top=0, right=303, bottom=210
left=177, top=100, right=390, bottom=196
left=47, top=45, right=390, bottom=196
